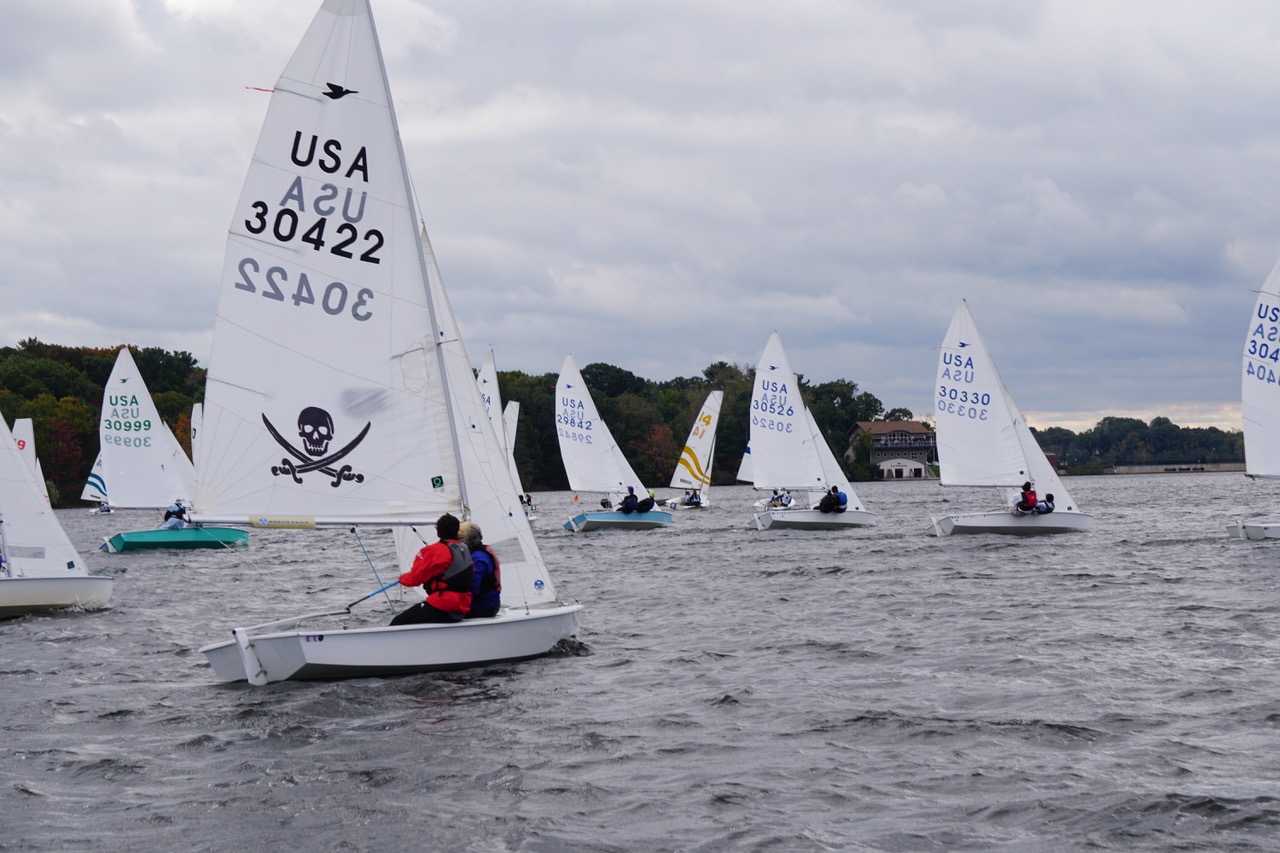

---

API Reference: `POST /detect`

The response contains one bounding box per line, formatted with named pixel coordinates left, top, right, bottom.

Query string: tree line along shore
left=0, top=339, right=1244, bottom=507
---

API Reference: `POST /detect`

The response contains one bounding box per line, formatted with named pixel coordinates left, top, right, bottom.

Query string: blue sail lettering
left=942, top=352, right=974, bottom=369
left=560, top=397, right=584, bottom=409
left=1257, top=302, right=1280, bottom=323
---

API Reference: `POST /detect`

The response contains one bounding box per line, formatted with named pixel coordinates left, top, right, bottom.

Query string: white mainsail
left=95, top=348, right=196, bottom=509
left=195, top=0, right=561, bottom=610
left=670, top=390, right=722, bottom=492
left=1230, top=263, right=1280, bottom=538
left=934, top=303, right=1026, bottom=488
left=749, top=333, right=827, bottom=491
left=1242, top=264, right=1280, bottom=478
left=555, top=354, right=646, bottom=494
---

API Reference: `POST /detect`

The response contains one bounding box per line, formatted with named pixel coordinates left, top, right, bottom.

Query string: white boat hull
left=201, top=604, right=583, bottom=684
left=752, top=508, right=876, bottom=530
left=0, top=574, right=114, bottom=618
left=931, top=511, right=1094, bottom=536
left=563, top=510, right=673, bottom=531
left=1230, top=520, right=1280, bottom=540
left=665, top=500, right=706, bottom=510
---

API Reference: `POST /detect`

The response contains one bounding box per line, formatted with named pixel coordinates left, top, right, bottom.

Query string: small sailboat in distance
left=0, top=409, right=113, bottom=618
left=1232, top=263, right=1280, bottom=539
left=93, top=348, right=248, bottom=552
left=748, top=333, right=875, bottom=530
left=930, top=301, right=1092, bottom=536
left=556, top=354, right=673, bottom=531
left=666, top=390, right=721, bottom=509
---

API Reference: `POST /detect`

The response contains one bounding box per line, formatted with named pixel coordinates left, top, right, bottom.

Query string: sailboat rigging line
left=350, top=527, right=396, bottom=614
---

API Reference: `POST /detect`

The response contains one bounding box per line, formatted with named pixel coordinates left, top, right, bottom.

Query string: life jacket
left=1035, top=500, right=1055, bottom=514
left=1018, top=489, right=1037, bottom=509
left=429, top=541, right=473, bottom=594
left=835, top=490, right=848, bottom=511
left=163, top=505, right=185, bottom=522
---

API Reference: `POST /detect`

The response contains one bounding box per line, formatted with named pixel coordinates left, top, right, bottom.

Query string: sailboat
left=666, top=390, right=722, bottom=509
left=195, top=0, right=581, bottom=683
left=477, top=350, right=534, bottom=519
left=930, top=301, right=1092, bottom=536
left=1231, top=268, right=1280, bottom=539
left=556, top=354, right=673, bottom=531
left=0, top=409, right=113, bottom=617
left=93, top=348, right=248, bottom=552
left=748, top=333, right=875, bottom=530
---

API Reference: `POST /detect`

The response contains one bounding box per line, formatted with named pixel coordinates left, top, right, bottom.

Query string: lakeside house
left=849, top=420, right=935, bottom=480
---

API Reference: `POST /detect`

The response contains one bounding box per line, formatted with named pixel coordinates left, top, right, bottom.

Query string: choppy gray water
left=3, top=473, right=1280, bottom=852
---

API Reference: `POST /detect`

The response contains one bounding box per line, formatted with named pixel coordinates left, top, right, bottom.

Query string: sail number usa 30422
left=230, top=132, right=382, bottom=323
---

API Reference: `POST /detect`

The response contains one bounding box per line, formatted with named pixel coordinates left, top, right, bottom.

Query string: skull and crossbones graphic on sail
left=263, top=406, right=368, bottom=487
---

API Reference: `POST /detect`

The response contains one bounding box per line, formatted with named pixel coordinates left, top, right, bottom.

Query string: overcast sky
left=3, top=0, right=1279, bottom=431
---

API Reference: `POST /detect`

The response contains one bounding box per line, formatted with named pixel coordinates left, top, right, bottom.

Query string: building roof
left=853, top=420, right=933, bottom=436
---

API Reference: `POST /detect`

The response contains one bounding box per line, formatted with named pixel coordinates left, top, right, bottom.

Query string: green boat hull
left=102, top=527, right=250, bottom=553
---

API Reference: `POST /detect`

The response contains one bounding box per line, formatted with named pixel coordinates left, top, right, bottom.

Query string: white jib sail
left=749, top=333, right=826, bottom=490
left=476, top=350, right=527, bottom=495
left=97, top=348, right=196, bottom=509
left=1243, top=260, right=1280, bottom=478
left=934, top=301, right=1028, bottom=488
left=671, top=390, right=722, bottom=491
left=417, top=227, right=560, bottom=606
left=555, top=354, right=645, bottom=494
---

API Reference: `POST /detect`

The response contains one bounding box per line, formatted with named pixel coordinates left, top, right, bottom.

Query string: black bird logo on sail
left=263, top=407, right=369, bottom=487
left=323, top=83, right=358, bottom=100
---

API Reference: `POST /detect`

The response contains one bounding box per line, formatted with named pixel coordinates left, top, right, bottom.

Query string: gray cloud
left=1, top=0, right=1275, bottom=431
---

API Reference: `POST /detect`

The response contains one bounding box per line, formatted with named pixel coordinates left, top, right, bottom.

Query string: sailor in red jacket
left=390, top=513, right=473, bottom=625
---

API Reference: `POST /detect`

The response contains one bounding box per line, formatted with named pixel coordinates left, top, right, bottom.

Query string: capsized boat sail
left=930, top=301, right=1092, bottom=536
left=666, top=390, right=721, bottom=509
left=477, top=350, right=534, bottom=518
left=0, top=409, right=113, bottom=617
left=556, top=354, right=672, bottom=531
left=748, top=332, right=875, bottom=530
left=195, top=0, right=580, bottom=683
left=1232, top=264, right=1280, bottom=539
left=93, top=347, right=247, bottom=551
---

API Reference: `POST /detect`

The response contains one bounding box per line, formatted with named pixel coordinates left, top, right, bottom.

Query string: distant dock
left=1111, top=463, right=1245, bottom=474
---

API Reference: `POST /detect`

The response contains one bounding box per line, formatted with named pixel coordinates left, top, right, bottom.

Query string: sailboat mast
left=364, top=3, right=470, bottom=512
